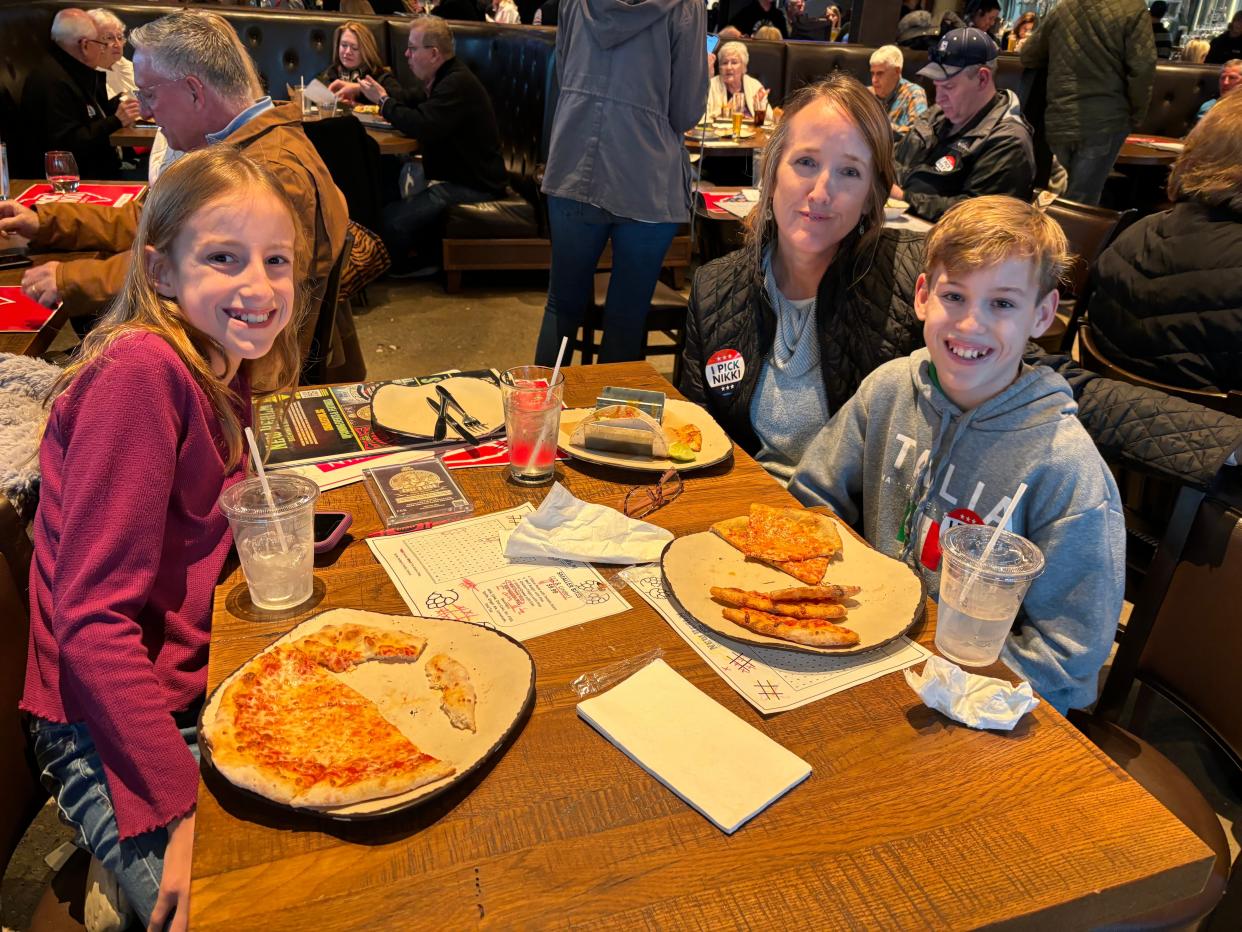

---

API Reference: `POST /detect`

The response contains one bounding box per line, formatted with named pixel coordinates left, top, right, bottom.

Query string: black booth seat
left=1140, top=61, right=1218, bottom=138
left=443, top=198, right=539, bottom=238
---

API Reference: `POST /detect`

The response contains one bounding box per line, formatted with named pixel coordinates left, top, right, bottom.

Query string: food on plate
left=204, top=625, right=455, bottom=807
left=722, top=607, right=861, bottom=648
left=293, top=623, right=428, bottom=673
left=353, top=103, right=379, bottom=114
left=668, top=442, right=696, bottom=463
left=710, top=505, right=842, bottom=581
left=766, top=584, right=861, bottom=603
left=570, top=404, right=670, bottom=458
left=710, top=586, right=847, bottom=619
left=425, top=653, right=477, bottom=733
left=666, top=423, right=702, bottom=453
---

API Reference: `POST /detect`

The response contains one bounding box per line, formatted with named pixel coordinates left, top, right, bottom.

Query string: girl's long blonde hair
left=45, top=146, right=306, bottom=470
left=745, top=73, right=896, bottom=286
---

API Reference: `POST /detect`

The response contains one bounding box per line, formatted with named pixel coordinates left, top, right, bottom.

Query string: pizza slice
left=666, top=422, right=703, bottom=452
left=710, top=516, right=830, bottom=584
left=747, top=504, right=842, bottom=561
left=766, top=584, right=861, bottom=603
left=425, top=653, right=477, bottom=732
left=710, top=586, right=847, bottom=619
left=770, top=555, right=829, bottom=585
left=721, top=607, right=860, bottom=648
left=293, top=623, right=427, bottom=673
left=206, top=642, right=454, bottom=808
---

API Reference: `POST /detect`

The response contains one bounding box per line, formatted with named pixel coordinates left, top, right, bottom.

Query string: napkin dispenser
left=583, top=422, right=657, bottom=457
left=596, top=386, right=665, bottom=423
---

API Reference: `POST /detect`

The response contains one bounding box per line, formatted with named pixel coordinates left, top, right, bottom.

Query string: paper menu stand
left=577, top=659, right=811, bottom=834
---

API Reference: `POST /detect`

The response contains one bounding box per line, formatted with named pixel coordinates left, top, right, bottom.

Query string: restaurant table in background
left=684, top=123, right=772, bottom=157
left=1115, top=134, right=1183, bottom=167
left=110, top=120, right=420, bottom=158
left=192, top=362, right=1213, bottom=929
left=0, top=181, right=79, bottom=356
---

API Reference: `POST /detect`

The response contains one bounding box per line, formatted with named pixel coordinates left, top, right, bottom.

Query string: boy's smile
left=915, top=259, right=1058, bottom=410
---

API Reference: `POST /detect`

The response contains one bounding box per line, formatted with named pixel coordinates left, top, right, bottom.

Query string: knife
left=431, top=392, right=448, bottom=442
left=425, top=397, right=479, bottom=446
left=435, top=384, right=485, bottom=431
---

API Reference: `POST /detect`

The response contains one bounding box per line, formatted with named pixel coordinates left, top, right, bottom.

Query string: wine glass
left=45, top=151, right=79, bottom=194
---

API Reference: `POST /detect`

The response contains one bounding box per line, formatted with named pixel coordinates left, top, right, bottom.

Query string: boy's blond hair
left=923, top=195, right=1071, bottom=296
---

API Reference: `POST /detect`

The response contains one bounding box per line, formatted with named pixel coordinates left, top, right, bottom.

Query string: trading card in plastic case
left=363, top=455, right=475, bottom=529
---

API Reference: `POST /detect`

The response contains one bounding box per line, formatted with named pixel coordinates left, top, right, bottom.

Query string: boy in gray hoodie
left=789, top=196, right=1125, bottom=712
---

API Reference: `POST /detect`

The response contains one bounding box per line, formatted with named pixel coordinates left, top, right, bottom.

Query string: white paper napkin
left=502, top=482, right=672, bottom=564
left=577, top=659, right=811, bottom=833
left=904, top=656, right=1039, bottom=730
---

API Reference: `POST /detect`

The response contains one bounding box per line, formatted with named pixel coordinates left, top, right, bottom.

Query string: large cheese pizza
left=203, top=623, right=458, bottom=807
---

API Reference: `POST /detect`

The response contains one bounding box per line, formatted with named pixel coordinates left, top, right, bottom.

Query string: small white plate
left=557, top=398, right=733, bottom=473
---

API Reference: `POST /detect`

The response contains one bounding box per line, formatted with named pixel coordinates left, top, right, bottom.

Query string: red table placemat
left=0, top=286, right=56, bottom=333
left=15, top=183, right=146, bottom=208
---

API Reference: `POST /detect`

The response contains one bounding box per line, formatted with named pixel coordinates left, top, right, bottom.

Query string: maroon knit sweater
left=23, top=332, right=249, bottom=840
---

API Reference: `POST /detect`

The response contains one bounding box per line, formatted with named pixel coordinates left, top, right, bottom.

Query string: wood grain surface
left=1116, top=136, right=1182, bottom=167
left=192, top=362, right=1213, bottom=930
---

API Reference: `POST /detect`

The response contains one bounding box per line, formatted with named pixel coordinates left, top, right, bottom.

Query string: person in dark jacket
left=533, top=0, right=558, bottom=25
left=535, top=0, right=706, bottom=364
left=893, top=28, right=1034, bottom=221
left=18, top=8, right=141, bottom=180
left=1206, top=11, right=1242, bottom=64
left=679, top=81, right=1242, bottom=485
left=431, top=0, right=487, bottom=20
left=729, top=0, right=788, bottom=37
left=363, top=15, right=507, bottom=276
left=1088, top=91, right=1242, bottom=395
left=1148, top=1, right=1173, bottom=59
left=318, top=21, right=403, bottom=101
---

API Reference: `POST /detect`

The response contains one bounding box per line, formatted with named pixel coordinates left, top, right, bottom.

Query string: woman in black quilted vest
left=1087, top=90, right=1242, bottom=395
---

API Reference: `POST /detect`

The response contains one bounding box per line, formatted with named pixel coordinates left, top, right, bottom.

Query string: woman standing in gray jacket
left=535, top=0, right=707, bottom=364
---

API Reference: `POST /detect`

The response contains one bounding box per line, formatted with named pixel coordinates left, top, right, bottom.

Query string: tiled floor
left=4, top=273, right=1237, bottom=929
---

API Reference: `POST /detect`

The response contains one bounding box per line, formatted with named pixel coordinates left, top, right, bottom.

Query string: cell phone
left=313, top=511, right=353, bottom=553
left=707, top=34, right=720, bottom=55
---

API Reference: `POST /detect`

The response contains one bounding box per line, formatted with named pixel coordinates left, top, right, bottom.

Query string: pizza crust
left=721, top=607, right=860, bottom=648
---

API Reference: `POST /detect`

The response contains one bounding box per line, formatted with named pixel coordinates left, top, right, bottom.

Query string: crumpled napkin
left=502, top=482, right=673, bottom=564
left=904, top=656, right=1039, bottom=730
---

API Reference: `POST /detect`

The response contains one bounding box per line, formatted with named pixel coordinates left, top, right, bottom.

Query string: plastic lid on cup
left=939, top=523, right=1045, bottom=583
left=219, top=473, right=319, bottom=521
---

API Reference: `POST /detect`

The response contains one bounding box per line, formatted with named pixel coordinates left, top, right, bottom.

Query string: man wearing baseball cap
left=893, top=28, right=1035, bottom=221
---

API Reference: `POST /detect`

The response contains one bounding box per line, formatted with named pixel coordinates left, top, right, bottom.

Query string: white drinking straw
left=960, top=481, right=1027, bottom=605
left=525, top=336, right=568, bottom=472
left=244, top=426, right=289, bottom=552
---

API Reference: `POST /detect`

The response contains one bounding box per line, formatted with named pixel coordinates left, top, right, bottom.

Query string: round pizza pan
left=660, top=527, right=926, bottom=656
left=556, top=398, right=733, bottom=474
left=199, top=608, right=536, bottom=820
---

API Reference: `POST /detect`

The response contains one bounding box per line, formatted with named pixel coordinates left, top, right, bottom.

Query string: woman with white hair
left=87, top=8, right=136, bottom=99
left=704, top=41, right=771, bottom=125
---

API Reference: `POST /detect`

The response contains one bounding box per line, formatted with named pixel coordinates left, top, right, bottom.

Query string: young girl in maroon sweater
left=22, top=146, right=306, bottom=932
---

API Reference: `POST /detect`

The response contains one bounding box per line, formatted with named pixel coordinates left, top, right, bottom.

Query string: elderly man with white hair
left=704, top=40, right=772, bottom=125
left=869, top=44, right=926, bottom=135
left=17, top=7, right=141, bottom=179
left=87, top=8, right=137, bottom=98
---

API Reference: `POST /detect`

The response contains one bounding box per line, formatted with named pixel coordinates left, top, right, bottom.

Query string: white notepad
left=577, top=659, right=811, bottom=834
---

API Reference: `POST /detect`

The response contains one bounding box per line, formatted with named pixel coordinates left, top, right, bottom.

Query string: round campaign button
left=934, top=154, right=957, bottom=173
left=705, top=348, right=745, bottom=396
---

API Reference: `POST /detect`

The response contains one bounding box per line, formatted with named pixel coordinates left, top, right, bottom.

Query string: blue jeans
left=29, top=717, right=200, bottom=926
left=1051, top=130, right=1130, bottom=206
left=381, top=179, right=497, bottom=263
left=535, top=195, right=679, bottom=365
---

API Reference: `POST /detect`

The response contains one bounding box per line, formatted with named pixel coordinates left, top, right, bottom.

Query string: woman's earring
left=857, top=218, right=866, bottom=236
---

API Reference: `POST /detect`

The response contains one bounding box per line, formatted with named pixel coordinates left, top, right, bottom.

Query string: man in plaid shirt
left=870, top=45, right=927, bottom=135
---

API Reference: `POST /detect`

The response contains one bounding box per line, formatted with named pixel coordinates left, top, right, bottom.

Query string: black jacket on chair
left=379, top=56, right=507, bottom=196
left=1088, top=201, right=1242, bottom=395
left=679, top=238, right=1242, bottom=485
left=18, top=44, right=122, bottom=179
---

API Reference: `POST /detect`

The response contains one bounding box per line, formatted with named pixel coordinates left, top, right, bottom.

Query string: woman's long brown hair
left=331, top=21, right=388, bottom=76
left=45, top=146, right=307, bottom=470
left=744, top=73, right=897, bottom=287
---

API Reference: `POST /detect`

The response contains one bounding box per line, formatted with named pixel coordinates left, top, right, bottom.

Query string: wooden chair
left=571, top=273, right=690, bottom=384
left=1036, top=198, right=1135, bottom=353
left=1069, top=467, right=1242, bottom=929
left=1078, top=325, right=1242, bottom=417
left=1, top=491, right=87, bottom=931
left=300, top=228, right=353, bottom=387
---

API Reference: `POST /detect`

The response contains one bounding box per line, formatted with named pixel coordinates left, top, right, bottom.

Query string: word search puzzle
left=369, top=504, right=629, bottom=640
left=620, top=565, right=930, bottom=713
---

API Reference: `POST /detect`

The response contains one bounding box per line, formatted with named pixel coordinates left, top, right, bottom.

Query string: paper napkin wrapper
left=904, top=656, right=1039, bottom=730
left=502, top=482, right=673, bottom=564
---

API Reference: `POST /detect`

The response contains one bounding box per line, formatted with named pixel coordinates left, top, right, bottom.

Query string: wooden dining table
left=111, top=117, right=420, bottom=157
left=192, top=361, right=1214, bottom=930
left=1115, top=134, right=1183, bottom=167
left=684, top=123, right=772, bottom=157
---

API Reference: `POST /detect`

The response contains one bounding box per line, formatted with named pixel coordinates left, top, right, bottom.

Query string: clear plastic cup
left=501, top=365, right=563, bottom=485
left=219, top=474, right=319, bottom=611
left=935, top=524, right=1045, bottom=667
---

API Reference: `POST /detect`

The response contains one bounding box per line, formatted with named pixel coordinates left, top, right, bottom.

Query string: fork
left=436, top=385, right=485, bottom=432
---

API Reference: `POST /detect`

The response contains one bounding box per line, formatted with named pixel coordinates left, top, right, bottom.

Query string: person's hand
left=358, top=76, right=387, bottom=105
left=328, top=79, right=362, bottom=102
left=707, top=51, right=716, bottom=76
left=0, top=200, right=40, bottom=239
left=116, top=97, right=142, bottom=127
left=22, top=262, right=61, bottom=307
left=890, top=183, right=905, bottom=201
left=148, top=810, right=195, bottom=932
